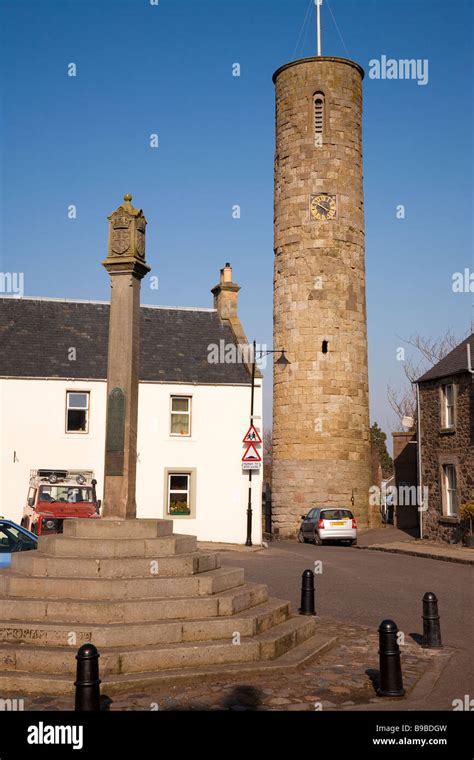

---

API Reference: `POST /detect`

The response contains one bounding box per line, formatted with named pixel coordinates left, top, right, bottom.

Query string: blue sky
left=1, top=0, right=472, bottom=439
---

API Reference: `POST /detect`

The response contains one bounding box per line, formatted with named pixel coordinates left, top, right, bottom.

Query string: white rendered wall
left=0, top=379, right=107, bottom=526
left=0, top=378, right=263, bottom=544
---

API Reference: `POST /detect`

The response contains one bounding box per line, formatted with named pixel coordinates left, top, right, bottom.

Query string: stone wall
left=272, top=57, right=372, bottom=538
left=419, top=373, right=474, bottom=542
left=392, top=432, right=419, bottom=533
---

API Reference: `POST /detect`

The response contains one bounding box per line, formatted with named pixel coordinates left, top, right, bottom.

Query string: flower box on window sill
left=169, top=510, right=191, bottom=517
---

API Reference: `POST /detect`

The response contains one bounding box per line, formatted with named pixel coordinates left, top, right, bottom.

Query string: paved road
left=221, top=541, right=474, bottom=710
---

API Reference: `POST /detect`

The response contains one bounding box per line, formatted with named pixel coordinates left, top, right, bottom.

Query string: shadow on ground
left=102, top=685, right=265, bottom=711
left=365, top=668, right=380, bottom=693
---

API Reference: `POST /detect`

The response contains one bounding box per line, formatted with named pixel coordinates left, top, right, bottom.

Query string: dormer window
left=313, top=93, right=324, bottom=144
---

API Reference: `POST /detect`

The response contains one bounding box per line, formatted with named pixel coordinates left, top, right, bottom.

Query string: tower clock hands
left=315, top=201, right=330, bottom=213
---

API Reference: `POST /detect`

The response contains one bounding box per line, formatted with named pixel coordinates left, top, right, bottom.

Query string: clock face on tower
left=310, top=194, right=337, bottom=221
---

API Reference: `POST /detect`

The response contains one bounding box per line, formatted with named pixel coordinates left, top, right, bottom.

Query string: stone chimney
left=211, top=263, right=262, bottom=380
left=211, top=263, right=240, bottom=320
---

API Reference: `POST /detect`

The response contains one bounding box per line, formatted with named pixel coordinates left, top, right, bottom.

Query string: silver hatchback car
left=298, top=507, right=357, bottom=546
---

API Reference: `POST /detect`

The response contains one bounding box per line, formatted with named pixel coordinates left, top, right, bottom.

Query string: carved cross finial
left=103, top=194, right=150, bottom=279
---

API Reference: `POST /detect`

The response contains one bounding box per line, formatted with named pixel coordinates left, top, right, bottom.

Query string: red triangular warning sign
left=242, top=443, right=262, bottom=463
left=242, top=424, right=262, bottom=444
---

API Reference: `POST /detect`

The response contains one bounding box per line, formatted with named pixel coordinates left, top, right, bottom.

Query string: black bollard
left=75, top=643, right=101, bottom=711
left=298, top=569, right=316, bottom=615
left=377, top=619, right=405, bottom=697
left=422, top=592, right=442, bottom=648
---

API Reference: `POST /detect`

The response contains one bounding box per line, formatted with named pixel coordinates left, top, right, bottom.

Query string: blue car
left=0, top=519, right=38, bottom=568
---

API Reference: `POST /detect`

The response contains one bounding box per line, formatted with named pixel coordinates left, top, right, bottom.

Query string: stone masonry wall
left=272, top=58, right=372, bottom=538
left=420, top=373, right=474, bottom=543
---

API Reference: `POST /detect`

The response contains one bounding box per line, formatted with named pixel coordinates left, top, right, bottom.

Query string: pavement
left=200, top=526, right=474, bottom=566
left=356, top=526, right=474, bottom=565
left=198, top=541, right=264, bottom=554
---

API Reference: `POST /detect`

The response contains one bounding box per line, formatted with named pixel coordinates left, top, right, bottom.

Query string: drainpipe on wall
left=415, top=381, right=423, bottom=540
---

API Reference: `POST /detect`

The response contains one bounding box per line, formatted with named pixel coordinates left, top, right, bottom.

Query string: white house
left=0, top=265, right=263, bottom=544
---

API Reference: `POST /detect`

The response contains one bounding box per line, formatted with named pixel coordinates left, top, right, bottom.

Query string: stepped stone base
left=0, top=519, right=330, bottom=696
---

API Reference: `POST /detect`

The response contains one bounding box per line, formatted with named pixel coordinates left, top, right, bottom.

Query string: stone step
left=10, top=551, right=220, bottom=579
left=62, top=519, right=174, bottom=539
left=0, top=630, right=337, bottom=696
left=0, top=599, right=290, bottom=648
left=36, top=533, right=197, bottom=558
left=215, top=582, right=269, bottom=616
left=0, top=615, right=315, bottom=676
left=257, top=615, right=316, bottom=660
left=2, top=567, right=245, bottom=600
left=0, top=640, right=260, bottom=676
left=182, top=597, right=290, bottom=641
left=0, top=582, right=269, bottom=624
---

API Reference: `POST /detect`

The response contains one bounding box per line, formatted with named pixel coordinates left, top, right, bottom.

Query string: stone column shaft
left=101, top=194, right=150, bottom=520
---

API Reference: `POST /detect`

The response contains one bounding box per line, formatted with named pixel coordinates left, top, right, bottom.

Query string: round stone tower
left=272, top=56, right=371, bottom=538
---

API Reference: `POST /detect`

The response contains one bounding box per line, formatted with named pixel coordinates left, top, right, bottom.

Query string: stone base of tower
left=271, top=459, right=373, bottom=539
left=0, top=519, right=331, bottom=695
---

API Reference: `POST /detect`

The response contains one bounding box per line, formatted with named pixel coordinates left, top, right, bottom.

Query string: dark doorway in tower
left=322, top=340, right=329, bottom=354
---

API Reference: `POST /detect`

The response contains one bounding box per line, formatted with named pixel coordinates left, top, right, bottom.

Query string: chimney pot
left=221, top=263, right=233, bottom=284
left=211, top=263, right=240, bottom=319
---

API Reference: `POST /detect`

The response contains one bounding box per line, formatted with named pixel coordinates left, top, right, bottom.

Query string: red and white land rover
left=21, top=469, right=101, bottom=535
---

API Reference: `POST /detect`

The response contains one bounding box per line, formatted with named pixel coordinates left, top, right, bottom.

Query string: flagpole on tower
left=316, top=0, right=322, bottom=56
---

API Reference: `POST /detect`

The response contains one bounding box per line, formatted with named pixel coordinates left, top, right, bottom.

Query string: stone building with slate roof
left=0, top=266, right=263, bottom=543
left=417, top=334, right=474, bottom=543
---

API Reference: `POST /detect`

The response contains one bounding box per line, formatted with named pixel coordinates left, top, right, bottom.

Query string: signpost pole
left=242, top=345, right=287, bottom=544
left=245, top=340, right=257, bottom=546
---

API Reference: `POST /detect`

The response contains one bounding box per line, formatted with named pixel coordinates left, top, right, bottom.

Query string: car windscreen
left=0, top=524, right=37, bottom=552
left=320, top=509, right=353, bottom=520
left=38, top=486, right=93, bottom=503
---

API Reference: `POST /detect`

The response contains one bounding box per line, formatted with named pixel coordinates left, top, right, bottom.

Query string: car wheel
left=297, top=529, right=307, bottom=543
left=313, top=530, right=323, bottom=546
left=349, top=539, right=357, bottom=546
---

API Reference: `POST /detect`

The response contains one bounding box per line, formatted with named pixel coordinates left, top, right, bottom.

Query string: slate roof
left=0, top=297, right=251, bottom=385
left=417, top=334, right=474, bottom=383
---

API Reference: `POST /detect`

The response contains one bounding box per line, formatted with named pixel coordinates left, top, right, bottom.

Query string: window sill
left=439, top=515, right=460, bottom=524
left=439, top=427, right=456, bottom=435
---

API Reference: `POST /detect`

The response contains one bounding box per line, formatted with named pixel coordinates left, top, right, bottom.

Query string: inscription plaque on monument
left=105, top=387, right=125, bottom=475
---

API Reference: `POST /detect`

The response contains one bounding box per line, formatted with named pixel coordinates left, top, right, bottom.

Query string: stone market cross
left=101, top=193, right=150, bottom=520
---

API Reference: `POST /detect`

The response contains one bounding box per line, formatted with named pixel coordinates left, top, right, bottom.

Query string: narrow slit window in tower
left=322, top=340, right=328, bottom=354
left=314, top=94, right=324, bottom=144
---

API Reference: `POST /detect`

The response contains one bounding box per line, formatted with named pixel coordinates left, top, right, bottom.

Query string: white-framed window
left=66, top=391, right=90, bottom=433
left=441, top=384, right=455, bottom=428
left=170, top=396, right=191, bottom=437
left=167, top=473, right=191, bottom=516
left=442, top=464, right=458, bottom=516
left=313, top=92, right=324, bottom=144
